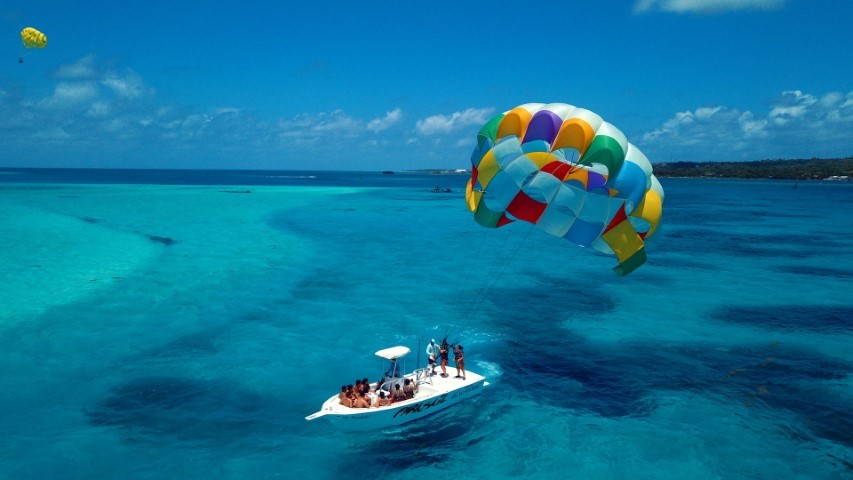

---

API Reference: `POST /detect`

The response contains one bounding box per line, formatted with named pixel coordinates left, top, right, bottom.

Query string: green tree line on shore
left=653, top=157, right=853, bottom=179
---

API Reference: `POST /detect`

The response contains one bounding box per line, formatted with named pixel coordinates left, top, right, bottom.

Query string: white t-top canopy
left=375, top=346, right=410, bottom=360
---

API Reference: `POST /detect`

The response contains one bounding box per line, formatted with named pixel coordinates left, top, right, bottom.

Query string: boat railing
left=413, top=367, right=432, bottom=386
left=379, top=379, right=403, bottom=394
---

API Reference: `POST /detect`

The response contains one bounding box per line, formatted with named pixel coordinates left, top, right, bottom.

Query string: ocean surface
left=0, top=168, right=851, bottom=479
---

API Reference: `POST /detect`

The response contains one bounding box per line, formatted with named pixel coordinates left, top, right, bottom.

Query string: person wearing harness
left=439, top=340, right=450, bottom=378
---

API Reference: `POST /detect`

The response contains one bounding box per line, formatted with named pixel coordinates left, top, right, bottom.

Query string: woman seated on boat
left=338, top=385, right=348, bottom=405
left=391, top=383, right=407, bottom=403
left=403, top=378, right=417, bottom=399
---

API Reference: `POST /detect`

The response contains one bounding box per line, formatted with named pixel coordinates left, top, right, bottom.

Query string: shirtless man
left=353, top=391, right=370, bottom=408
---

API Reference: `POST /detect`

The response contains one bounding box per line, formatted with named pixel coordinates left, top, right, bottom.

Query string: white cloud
left=32, top=56, right=156, bottom=115
left=86, top=101, right=112, bottom=118
left=634, top=0, right=785, bottom=14
left=102, top=69, right=153, bottom=99
left=54, top=55, right=98, bottom=80
left=694, top=106, right=722, bottom=119
left=367, top=108, right=403, bottom=133
left=737, top=111, right=768, bottom=138
left=275, top=110, right=365, bottom=146
left=415, top=107, right=494, bottom=135
left=20, top=55, right=849, bottom=170
left=641, top=89, right=852, bottom=161
left=39, top=82, right=99, bottom=109
left=102, top=118, right=129, bottom=134
left=819, top=91, right=844, bottom=108
left=213, top=107, right=240, bottom=115
left=3, top=53, right=486, bottom=168
left=31, top=126, right=72, bottom=141
left=455, top=137, right=473, bottom=148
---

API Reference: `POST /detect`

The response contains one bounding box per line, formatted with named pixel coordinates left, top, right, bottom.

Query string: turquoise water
left=0, top=170, right=851, bottom=479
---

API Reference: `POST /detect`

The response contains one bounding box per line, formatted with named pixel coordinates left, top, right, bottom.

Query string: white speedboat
left=305, top=345, right=487, bottom=431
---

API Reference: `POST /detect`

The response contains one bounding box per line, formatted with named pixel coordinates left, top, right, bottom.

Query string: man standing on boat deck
left=387, top=358, right=400, bottom=378
left=439, top=340, right=450, bottom=378
left=426, top=339, right=438, bottom=375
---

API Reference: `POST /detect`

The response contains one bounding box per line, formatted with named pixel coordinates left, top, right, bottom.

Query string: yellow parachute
left=21, top=27, right=47, bottom=49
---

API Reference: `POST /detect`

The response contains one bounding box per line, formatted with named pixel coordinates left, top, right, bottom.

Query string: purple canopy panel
left=522, top=110, right=563, bottom=146
left=587, top=171, right=608, bottom=190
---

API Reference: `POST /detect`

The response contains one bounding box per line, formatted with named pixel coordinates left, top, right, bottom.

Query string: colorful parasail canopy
left=21, top=27, right=47, bottom=49
left=465, top=102, right=664, bottom=276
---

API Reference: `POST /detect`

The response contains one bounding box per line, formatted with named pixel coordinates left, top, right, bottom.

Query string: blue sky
left=1, top=0, right=851, bottom=170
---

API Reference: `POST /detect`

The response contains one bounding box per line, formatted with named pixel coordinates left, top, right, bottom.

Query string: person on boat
left=367, top=386, right=378, bottom=406
left=338, top=385, right=348, bottom=405
left=375, top=391, right=391, bottom=407
left=353, top=391, right=370, bottom=409
left=354, top=379, right=363, bottom=395
left=361, top=377, right=372, bottom=393
left=387, top=359, right=401, bottom=378
left=454, top=345, right=466, bottom=380
left=439, top=341, right=450, bottom=378
left=403, top=378, right=417, bottom=399
left=426, top=339, right=438, bottom=375
left=391, top=383, right=406, bottom=403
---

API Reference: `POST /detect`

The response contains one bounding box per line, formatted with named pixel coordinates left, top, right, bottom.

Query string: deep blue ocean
left=1, top=168, right=851, bottom=479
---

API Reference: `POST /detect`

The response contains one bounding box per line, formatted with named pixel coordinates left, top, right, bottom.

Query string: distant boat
left=305, top=345, right=487, bottom=431
left=382, top=170, right=395, bottom=175
left=431, top=186, right=452, bottom=193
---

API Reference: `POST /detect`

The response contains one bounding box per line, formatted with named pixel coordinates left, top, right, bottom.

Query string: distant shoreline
left=404, top=157, right=853, bottom=181
left=652, top=157, right=852, bottom=180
